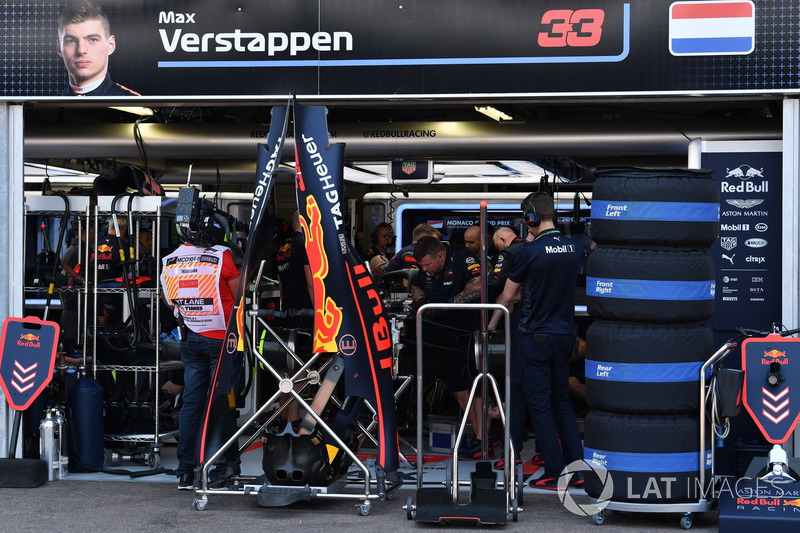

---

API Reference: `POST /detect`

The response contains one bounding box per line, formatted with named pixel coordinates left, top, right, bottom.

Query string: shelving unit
left=24, top=194, right=92, bottom=339
left=90, top=195, right=179, bottom=468
left=24, top=194, right=181, bottom=469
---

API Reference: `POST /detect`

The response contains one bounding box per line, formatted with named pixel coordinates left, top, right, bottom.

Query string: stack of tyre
left=583, top=167, right=719, bottom=503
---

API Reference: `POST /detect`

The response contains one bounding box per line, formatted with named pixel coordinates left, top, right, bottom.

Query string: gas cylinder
left=52, top=409, right=69, bottom=478
left=64, top=365, right=78, bottom=396
left=39, top=410, right=60, bottom=481
left=66, top=371, right=105, bottom=471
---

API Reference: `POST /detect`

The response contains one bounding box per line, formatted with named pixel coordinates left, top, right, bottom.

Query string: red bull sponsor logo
left=784, top=498, right=800, bottom=507
left=737, top=497, right=781, bottom=506
left=302, top=195, right=343, bottom=353
left=762, top=349, right=788, bottom=365
left=351, top=262, right=392, bottom=364
left=17, top=333, right=41, bottom=348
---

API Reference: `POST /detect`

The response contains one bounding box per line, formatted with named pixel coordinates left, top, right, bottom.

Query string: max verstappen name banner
left=293, top=100, right=398, bottom=471
left=2, top=0, right=798, bottom=99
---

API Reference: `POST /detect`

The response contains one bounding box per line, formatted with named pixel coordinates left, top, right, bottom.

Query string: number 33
left=538, top=9, right=605, bottom=48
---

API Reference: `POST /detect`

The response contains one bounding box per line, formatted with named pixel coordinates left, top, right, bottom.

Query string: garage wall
left=0, top=104, right=25, bottom=456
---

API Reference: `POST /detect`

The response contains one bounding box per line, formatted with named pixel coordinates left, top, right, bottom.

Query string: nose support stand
left=191, top=273, right=398, bottom=515
left=408, top=302, right=519, bottom=525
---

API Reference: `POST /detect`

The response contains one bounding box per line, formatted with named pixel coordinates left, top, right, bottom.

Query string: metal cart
left=588, top=337, right=740, bottom=529
left=405, top=302, right=521, bottom=524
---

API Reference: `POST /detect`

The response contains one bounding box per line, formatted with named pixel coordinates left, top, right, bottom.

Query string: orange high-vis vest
left=160, top=244, right=228, bottom=334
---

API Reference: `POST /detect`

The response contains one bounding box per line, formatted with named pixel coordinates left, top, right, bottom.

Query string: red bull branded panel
left=294, top=100, right=399, bottom=473
left=0, top=316, right=60, bottom=411
left=740, top=334, right=800, bottom=444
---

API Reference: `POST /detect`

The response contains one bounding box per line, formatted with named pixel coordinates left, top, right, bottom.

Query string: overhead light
left=110, top=106, right=155, bottom=116
left=474, top=105, right=513, bottom=122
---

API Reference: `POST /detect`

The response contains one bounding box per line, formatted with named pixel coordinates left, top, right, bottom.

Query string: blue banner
left=591, top=200, right=719, bottom=222
left=587, top=277, right=715, bottom=301
left=586, top=447, right=712, bottom=473
left=585, top=359, right=709, bottom=383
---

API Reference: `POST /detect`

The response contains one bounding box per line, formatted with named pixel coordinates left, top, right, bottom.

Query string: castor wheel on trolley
left=355, top=500, right=371, bottom=516
left=192, top=496, right=208, bottom=511
left=405, top=496, right=415, bottom=520
left=148, top=451, right=160, bottom=470
left=680, top=512, right=693, bottom=530
left=592, top=509, right=605, bottom=525
left=510, top=498, right=519, bottom=522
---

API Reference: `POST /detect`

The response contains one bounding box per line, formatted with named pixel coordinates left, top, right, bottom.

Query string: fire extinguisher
left=53, top=408, right=69, bottom=478
left=39, top=409, right=61, bottom=481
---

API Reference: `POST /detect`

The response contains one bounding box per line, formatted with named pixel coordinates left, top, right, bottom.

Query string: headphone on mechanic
left=370, top=222, right=394, bottom=245
left=203, top=212, right=245, bottom=266
left=521, top=196, right=541, bottom=228
left=201, top=212, right=232, bottom=246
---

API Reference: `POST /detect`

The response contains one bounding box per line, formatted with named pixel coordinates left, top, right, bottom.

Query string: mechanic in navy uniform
left=276, top=211, right=314, bottom=329
left=56, top=1, right=140, bottom=96
left=411, top=235, right=493, bottom=460
left=362, top=222, right=394, bottom=262
left=383, top=223, right=441, bottom=275
left=464, top=223, right=498, bottom=265
left=272, top=210, right=315, bottom=430
left=491, top=192, right=584, bottom=490
left=488, top=227, right=526, bottom=301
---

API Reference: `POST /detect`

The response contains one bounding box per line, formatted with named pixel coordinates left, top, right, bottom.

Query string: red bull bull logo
left=97, top=244, right=113, bottom=253
left=784, top=498, right=800, bottom=507
left=302, top=196, right=342, bottom=353
left=762, top=349, right=788, bottom=365
left=17, top=333, right=41, bottom=348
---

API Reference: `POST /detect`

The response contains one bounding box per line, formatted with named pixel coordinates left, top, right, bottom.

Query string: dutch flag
left=669, top=1, right=755, bottom=56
